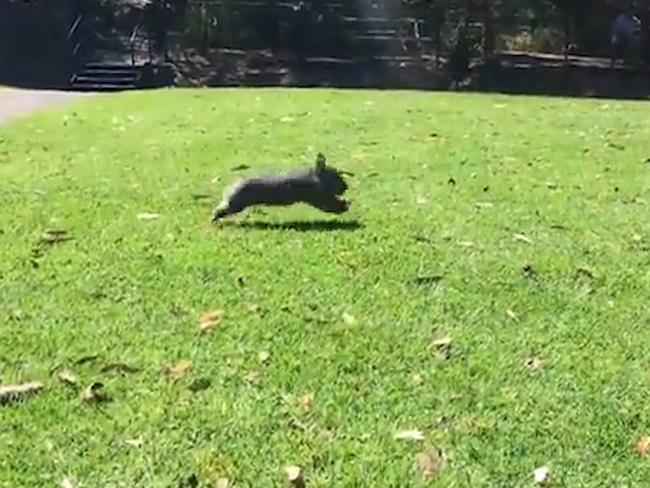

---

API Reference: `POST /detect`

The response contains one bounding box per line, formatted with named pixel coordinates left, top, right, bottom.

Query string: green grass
left=2, top=88, right=650, bottom=487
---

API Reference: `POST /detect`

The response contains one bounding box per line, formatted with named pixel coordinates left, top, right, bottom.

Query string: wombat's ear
left=315, top=153, right=327, bottom=171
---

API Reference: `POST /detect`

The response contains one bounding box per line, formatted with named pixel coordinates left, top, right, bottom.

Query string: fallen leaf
left=513, top=233, right=534, bottom=245
left=394, top=429, right=425, bottom=441
left=298, top=392, right=314, bottom=410
left=244, top=371, right=262, bottom=386
left=56, top=370, right=79, bottom=387
left=285, top=465, right=305, bottom=487
left=137, top=212, right=160, bottom=221
left=214, top=477, right=230, bottom=488
left=475, top=202, right=493, bottom=209
left=436, top=415, right=453, bottom=428
left=636, top=435, right=650, bottom=455
left=417, top=448, right=445, bottom=478
left=524, top=356, right=543, bottom=371
left=8, top=309, right=25, bottom=321
left=412, top=373, right=424, bottom=385
left=431, top=336, right=453, bottom=360
left=124, top=437, right=144, bottom=448
left=101, top=363, right=140, bottom=374
left=342, top=312, right=357, bottom=325
left=258, top=351, right=271, bottom=364
left=60, top=477, right=75, bottom=488
left=0, top=381, right=44, bottom=405
left=163, top=360, right=192, bottom=379
left=533, top=465, right=550, bottom=484
left=188, top=377, right=212, bottom=392
left=74, top=354, right=100, bottom=365
left=40, top=229, right=73, bottom=245
left=522, top=263, right=539, bottom=280
left=231, top=164, right=250, bottom=171
left=412, top=275, right=443, bottom=286
left=575, top=267, right=595, bottom=280
left=80, top=382, right=108, bottom=404
left=199, top=310, right=225, bottom=332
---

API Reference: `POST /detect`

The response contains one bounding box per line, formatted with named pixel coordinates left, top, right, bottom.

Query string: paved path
left=0, top=87, right=96, bottom=125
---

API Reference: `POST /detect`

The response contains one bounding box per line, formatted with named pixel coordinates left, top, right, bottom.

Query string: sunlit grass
left=1, top=88, right=650, bottom=486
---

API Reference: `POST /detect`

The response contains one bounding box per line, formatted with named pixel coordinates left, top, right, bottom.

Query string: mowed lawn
left=2, top=88, right=650, bottom=487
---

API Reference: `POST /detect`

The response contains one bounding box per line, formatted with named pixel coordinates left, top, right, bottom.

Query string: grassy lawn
left=2, top=88, right=650, bottom=487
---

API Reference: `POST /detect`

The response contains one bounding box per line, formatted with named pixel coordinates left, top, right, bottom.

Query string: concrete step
left=70, top=63, right=141, bottom=91
left=69, top=83, right=138, bottom=92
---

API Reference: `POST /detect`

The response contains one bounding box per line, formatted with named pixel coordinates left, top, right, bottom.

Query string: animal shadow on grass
left=222, top=219, right=363, bottom=232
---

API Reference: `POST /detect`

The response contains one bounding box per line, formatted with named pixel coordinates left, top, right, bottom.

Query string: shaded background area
left=3, top=0, right=650, bottom=99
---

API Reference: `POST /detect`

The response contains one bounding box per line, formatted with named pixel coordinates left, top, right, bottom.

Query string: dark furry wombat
left=211, top=153, right=351, bottom=222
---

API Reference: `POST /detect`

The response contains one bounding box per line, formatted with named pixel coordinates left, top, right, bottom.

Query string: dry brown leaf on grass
left=74, top=354, right=100, bottom=366
left=258, top=351, right=271, bottom=364
left=285, top=465, right=305, bottom=487
left=191, top=193, right=212, bottom=201
left=524, top=356, right=543, bottom=371
left=636, top=435, right=650, bottom=455
left=214, top=477, right=231, bottom=488
left=458, top=241, right=475, bottom=248
left=431, top=336, right=453, bottom=360
left=341, top=312, right=357, bottom=325
left=188, top=378, right=212, bottom=393
left=513, top=233, right=534, bottom=245
left=506, top=309, right=518, bottom=321
left=101, top=363, right=140, bottom=374
left=199, top=310, right=225, bottom=332
left=60, top=477, right=75, bottom=488
left=80, top=382, right=109, bottom=404
left=417, top=448, right=445, bottom=478
left=0, top=381, right=44, bottom=405
left=394, top=429, right=425, bottom=441
left=475, top=201, right=494, bottom=210
left=137, top=212, right=160, bottom=221
left=533, top=465, right=550, bottom=485
left=40, top=229, right=74, bottom=245
left=298, top=392, right=314, bottom=410
left=123, top=437, right=144, bottom=448
left=243, top=371, right=262, bottom=386
left=56, top=370, right=79, bottom=387
left=163, top=360, right=192, bottom=379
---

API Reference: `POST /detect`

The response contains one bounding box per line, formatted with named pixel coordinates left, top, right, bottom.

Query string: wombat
left=211, top=153, right=351, bottom=222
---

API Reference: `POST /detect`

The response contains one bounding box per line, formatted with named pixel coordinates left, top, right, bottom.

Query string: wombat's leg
left=306, top=194, right=349, bottom=214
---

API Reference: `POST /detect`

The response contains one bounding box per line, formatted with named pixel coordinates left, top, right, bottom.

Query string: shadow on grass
left=222, top=219, right=363, bottom=232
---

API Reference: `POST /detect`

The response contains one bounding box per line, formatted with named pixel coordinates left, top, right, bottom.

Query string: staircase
left=70, top=62, right=142, bottom=91
left=67, top=12, right=152, bottom=92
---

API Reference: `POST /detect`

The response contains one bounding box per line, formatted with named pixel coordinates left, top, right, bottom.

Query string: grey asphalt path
left=0, top=87, right=96, bottom=125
